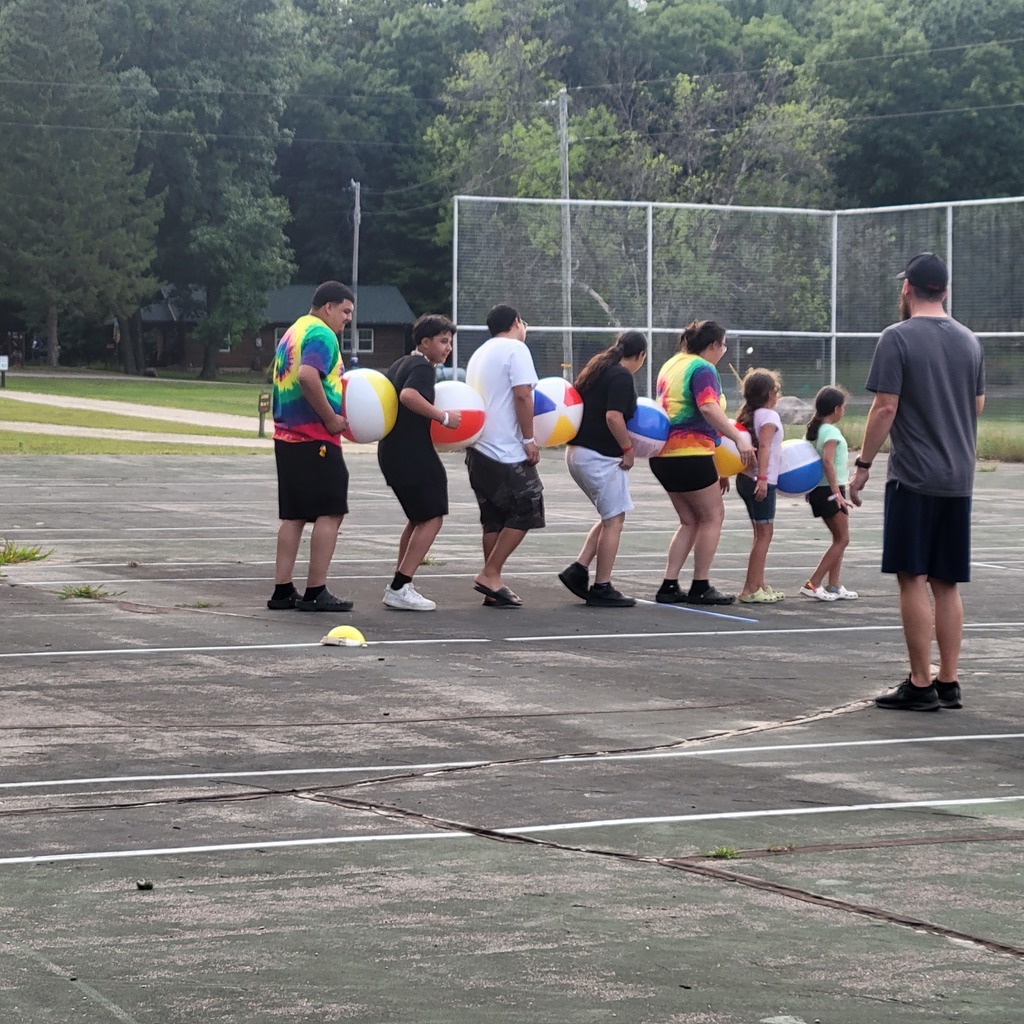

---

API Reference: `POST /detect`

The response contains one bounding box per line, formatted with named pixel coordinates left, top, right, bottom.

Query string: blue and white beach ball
left=777, top=438, right=823, bottom=495
left=625, top=397, right=670, bottom=458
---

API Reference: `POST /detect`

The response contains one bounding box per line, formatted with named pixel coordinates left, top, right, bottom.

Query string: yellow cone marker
left=320, top=625, right=367, bottom=647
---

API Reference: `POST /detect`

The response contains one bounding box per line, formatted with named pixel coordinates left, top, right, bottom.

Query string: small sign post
left=0, top=355, right=8, bottom=388
left=258, top=391, right=271, bottom=438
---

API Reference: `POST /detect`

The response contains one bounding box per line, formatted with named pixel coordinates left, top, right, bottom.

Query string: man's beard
left=898, top=292, right=911, bottom=321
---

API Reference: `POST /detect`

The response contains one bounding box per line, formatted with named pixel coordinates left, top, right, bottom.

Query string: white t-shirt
left=466, top=335, right=539, bottom=463
left=742, top=407, right=784, bottom=484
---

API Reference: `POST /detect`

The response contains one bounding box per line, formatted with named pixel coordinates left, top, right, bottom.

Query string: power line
left=2, top=33, right=1023, bottom=108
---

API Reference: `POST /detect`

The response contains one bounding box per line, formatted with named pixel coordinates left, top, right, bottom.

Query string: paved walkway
left=0, top=389, right=378, bottom=453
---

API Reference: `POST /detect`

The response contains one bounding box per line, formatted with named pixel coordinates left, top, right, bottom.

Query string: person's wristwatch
left=854, top=458, right=872, bottom=470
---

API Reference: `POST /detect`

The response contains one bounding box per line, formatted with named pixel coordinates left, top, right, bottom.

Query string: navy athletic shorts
left=881, top=480, right=971, bottom=582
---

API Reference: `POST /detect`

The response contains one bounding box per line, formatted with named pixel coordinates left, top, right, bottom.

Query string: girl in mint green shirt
left=800, top=387, right=858, bottom=602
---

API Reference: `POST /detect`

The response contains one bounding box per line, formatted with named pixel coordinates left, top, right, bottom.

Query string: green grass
left=706, top=846, right=741, bottom=860
left=0, top=434, right=270, bottom=456
left=0, top=399, right=257, bottom=437
left=785, top=413, right=1024, bottom=463
left=5, top=372, right=268, bottom=416
left=58, top=584, right=121, bottom=600
left=0, top=539, right=52, bottom=564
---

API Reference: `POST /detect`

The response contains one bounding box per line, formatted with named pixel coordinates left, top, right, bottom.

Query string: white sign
left=0, top=355, right=8, bottom=371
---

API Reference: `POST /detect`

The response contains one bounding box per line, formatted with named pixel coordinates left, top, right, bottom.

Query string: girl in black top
left=558, top=331, right=647, bottom=607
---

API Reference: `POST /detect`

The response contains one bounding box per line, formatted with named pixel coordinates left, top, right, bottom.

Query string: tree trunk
left=117, top=315, right=138, bottom=374
left=198, top=341, right=219, bottom=380
left=46, top=304, right=59, bottom=366
left=130, top=310, right=145, bottom=374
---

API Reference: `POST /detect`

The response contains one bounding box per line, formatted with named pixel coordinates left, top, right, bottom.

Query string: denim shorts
left=735, top=473, right=777, bottom=524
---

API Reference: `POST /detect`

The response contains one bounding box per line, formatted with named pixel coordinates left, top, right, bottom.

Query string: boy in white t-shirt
left=464, top=305, right=545, bottom=607
left=734, top=369, right=785, bottom=603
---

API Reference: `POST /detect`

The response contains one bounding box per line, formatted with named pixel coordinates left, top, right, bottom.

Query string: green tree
left=0, top=0, right=160, bottom=367
left=277, top=0, right=474, bottom=313
left=97, top=0, right=297, bottom=378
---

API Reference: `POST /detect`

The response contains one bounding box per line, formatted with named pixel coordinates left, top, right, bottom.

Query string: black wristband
left=855, top=458, right=872, bottom=470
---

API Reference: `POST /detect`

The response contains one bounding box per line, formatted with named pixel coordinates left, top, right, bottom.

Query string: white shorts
left=565, top=445, right=634, bottom=521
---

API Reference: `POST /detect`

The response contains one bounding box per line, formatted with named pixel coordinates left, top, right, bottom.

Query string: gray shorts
left=565, top=445, right=634, bottom=520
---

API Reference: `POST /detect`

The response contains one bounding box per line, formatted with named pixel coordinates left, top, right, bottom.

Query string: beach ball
left=778, top=438, right=823, bottom=494
left=533, top=376, right=583, bottom=447
left=626, top=397, right=670, bottom=458
left=713, top=421, right=749, bottom=478
left=341, top=368, right=398, bottom=443
left=430, top=380, right=486, bottom=452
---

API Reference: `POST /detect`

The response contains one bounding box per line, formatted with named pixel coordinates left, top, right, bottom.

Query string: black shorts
left=465, top=448, right=545, bottom=534
left=275, top=439, right=349, bottom=522
left=649, top=454, right=719, bottom=493
left=882, top=480, right=972, bottom=582
left=806, top=484, right=847, bottom=520
left=391, top=478, right=449, bottom=524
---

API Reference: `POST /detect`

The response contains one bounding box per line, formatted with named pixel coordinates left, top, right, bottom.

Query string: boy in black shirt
left=377, top=315, right=462, bottom=610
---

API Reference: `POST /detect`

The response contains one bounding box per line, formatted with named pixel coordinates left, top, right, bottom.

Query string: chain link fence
left=453, top=195, right=1024, bottom=419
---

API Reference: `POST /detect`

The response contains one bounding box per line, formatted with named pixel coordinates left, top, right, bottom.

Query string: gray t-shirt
left=865, top=316, right=984, bottom=496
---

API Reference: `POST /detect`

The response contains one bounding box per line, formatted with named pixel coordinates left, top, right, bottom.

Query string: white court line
left=3, top=621, right=1022, bottom=660
left=3, top=733, right=1022, bottom=792
left=3, top=795, right=1022, bottom=866
left=634, top=597, right=757, bottom=622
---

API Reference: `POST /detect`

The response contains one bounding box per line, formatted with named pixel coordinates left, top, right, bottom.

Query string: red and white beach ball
left=430, top=380, right=487, bottom=452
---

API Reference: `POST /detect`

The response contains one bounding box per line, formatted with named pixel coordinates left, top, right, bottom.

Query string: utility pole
left=350, top=179, right=361, bottom=359
left=558, top=87, right=573, bottom=381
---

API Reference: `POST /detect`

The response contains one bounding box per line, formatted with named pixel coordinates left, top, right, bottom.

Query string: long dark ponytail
left=574, top=330, right=647, bottom=393
left=806, top=385, right=847, bottom=442
left=735, top=368, right=781, bottom=434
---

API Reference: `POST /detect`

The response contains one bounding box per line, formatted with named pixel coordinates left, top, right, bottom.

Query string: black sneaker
left=585, top=585, right=636, bottom=608
left=296, top=589, right=354, bottom=612
left=558, top=563, right=590, bottom=600
left=875, top=678, right=940, bottom=712
left=935, top=680, right=963, bottom=710
left=656, top=586, right=686, bottom=604
left=685, top=586, right=735, bottom=606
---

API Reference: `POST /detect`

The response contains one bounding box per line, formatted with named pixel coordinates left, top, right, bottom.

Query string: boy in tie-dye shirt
left=267, top=282, right=356, bottom=614
left=273, top=315, right=344, bottom=444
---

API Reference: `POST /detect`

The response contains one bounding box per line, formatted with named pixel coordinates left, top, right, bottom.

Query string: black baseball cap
left=897, top=252, right=948, bottom=293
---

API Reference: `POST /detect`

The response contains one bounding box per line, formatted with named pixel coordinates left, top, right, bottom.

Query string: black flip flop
left=473, top=582, right=523, bottom=607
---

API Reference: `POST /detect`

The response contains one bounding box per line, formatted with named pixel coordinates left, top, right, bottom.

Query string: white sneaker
left=382, top=583, right=436, bottom=611
left=827, top=585, right=859, bottom=600
left=800, top=581, right=838, bottom=602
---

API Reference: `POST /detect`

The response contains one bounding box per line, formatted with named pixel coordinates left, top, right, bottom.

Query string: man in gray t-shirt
left=849, top=252, right=985, bottom=713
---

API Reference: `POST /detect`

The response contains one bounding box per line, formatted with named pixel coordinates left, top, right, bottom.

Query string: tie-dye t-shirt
left=656, top=352, right=725, bottom=456
left=272, top=314, right=343, bottom=445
